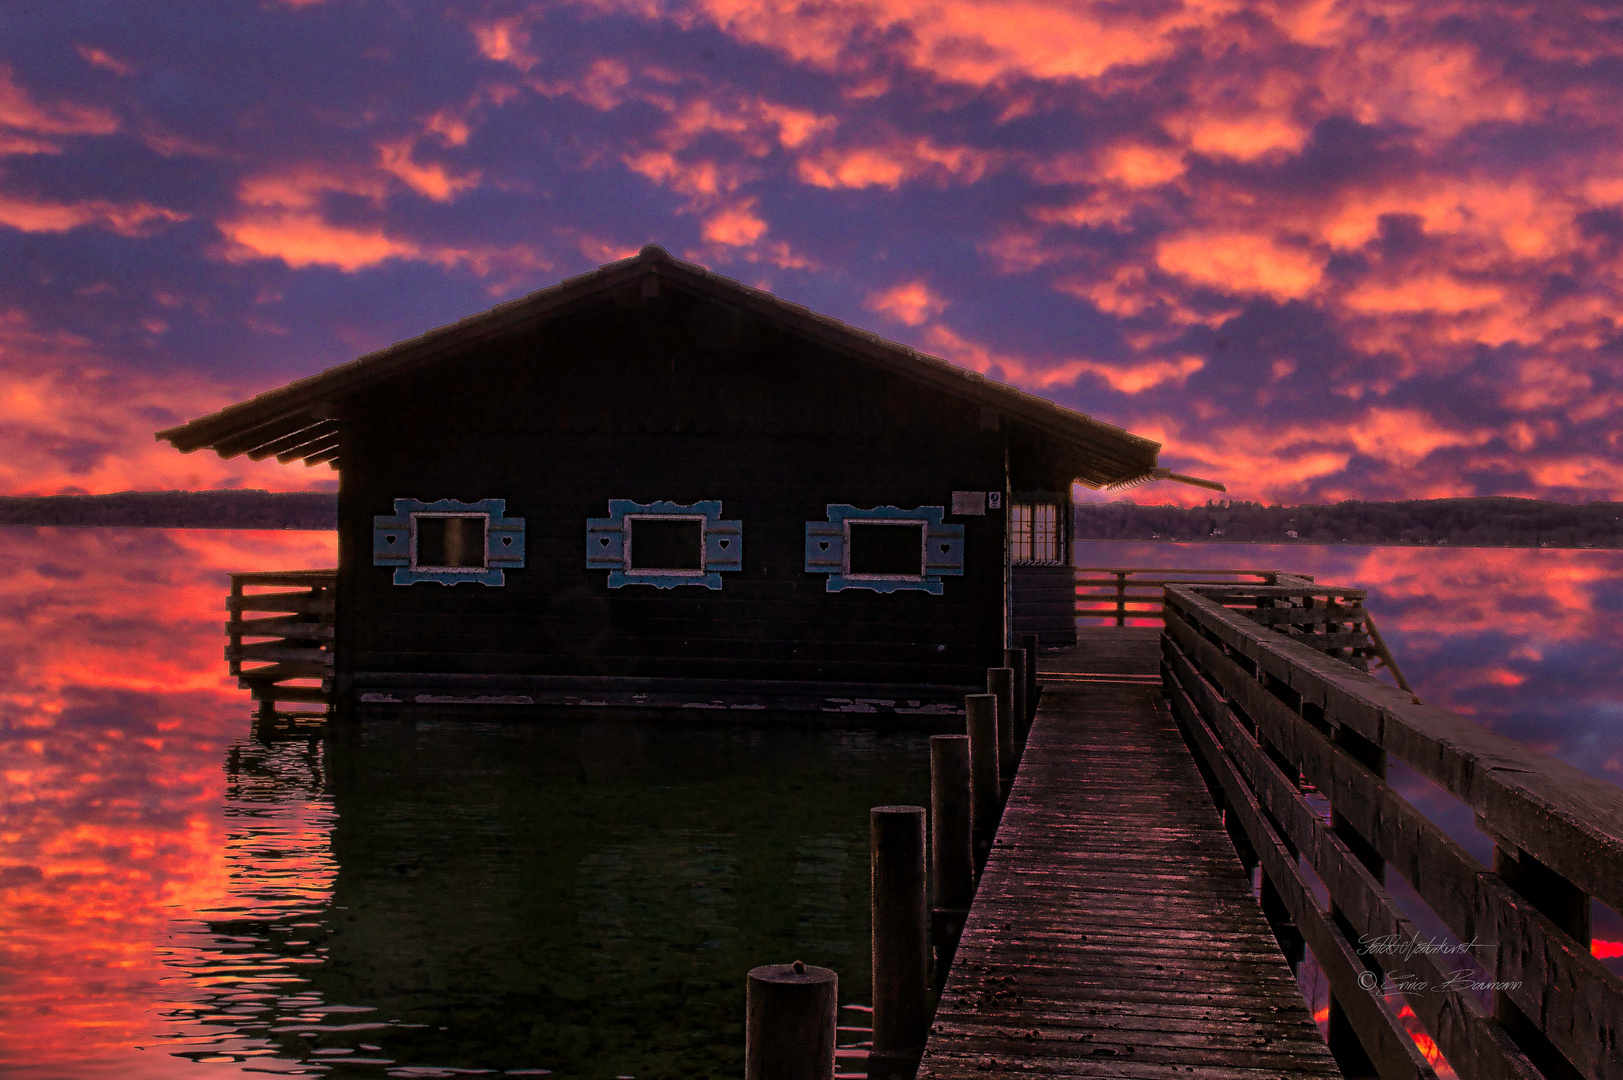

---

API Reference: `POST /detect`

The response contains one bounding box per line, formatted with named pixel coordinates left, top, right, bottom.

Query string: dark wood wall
left=334, top=286, right=1013, bottom=704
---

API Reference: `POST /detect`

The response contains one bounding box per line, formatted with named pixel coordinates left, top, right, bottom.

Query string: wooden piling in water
left=964, top=694, right=999, bottom=867
left=988, top=666, right=1015, bottom=787
left=1003, top=647, right=1027, bottom=744
left=869, top=805, right=928, bottom=1080
left=929, top=735, right=972, bottom=992
left=745, top=962, right=837, bottom=1080
left=1019, top=633, right=1038, bottom=722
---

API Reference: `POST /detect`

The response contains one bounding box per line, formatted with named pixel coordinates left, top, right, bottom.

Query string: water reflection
left=5, top=530, right=1622, bottom=1075
left=1077, top=541, right=1623, bottom=783
left=308, top=716, right=930, bottom=1077
left=0, top=527, right=938, bottom=1077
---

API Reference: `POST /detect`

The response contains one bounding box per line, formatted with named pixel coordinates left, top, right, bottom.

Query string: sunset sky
left=3, top=0, right=1622, bottom=504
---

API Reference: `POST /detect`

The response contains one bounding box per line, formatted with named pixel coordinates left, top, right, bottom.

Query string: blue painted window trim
left=585, top=499, right=743, bottom=590
left=373, top=498, right=524, bottom=586
left=805, top=505, right=965, bottom=594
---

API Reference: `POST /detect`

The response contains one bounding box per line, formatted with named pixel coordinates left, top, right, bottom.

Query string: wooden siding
left=1011, top=566, right=1078, bottom=648
left=334, top=290, right=1015, bottom=705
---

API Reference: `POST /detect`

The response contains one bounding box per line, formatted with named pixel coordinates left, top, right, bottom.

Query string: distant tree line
left=5, top=490, right=1621, bottom=547
left=0, top=490, right=337, bottom=529
left=1074, top=497, right=1623, bottom=548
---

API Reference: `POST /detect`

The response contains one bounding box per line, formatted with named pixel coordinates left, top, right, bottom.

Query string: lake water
left=2, top=530, right=1620, bottom=1075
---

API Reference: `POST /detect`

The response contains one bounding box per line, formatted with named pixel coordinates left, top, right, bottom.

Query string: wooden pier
left=919, top=628, right=1339, bottom=1079
left=911, top=578, right=1623, bottom=1080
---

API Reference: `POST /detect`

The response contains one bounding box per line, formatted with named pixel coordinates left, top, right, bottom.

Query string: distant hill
left=6, top=490, right=1621, bottom=547
left=1075, top=497, right=1623, bottom=548
left=0, top=490, right=336, bottom=529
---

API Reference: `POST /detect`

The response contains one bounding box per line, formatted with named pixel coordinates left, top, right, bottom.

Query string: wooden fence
left=226, top=570, right=336, bottom=724
left=1162, top=581, right=1623, bottom=1080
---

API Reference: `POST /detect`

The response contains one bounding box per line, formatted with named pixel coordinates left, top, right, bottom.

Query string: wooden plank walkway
left=918, top=631, right=1341, bottom=1079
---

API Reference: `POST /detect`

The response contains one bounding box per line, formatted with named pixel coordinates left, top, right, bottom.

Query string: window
left=415, top=514, right=487, bottom=570
left=1011, top=502, right=1061, bottom=564
left=846, top=520, right=926, bottom=578
left=627, top=515, right=705, bottom=573
left=373, top=498, right=525, bottom=586
left=805, top=504, right=964, bottom=594
left=586, top=499, right=743, bottom=589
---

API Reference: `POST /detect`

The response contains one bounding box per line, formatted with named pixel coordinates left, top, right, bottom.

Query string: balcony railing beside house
left=225, top=570, right=336, bottom=728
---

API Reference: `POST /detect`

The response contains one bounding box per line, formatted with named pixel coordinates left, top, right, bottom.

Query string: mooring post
left=964, top=694, right=1000, bottom=867
left=1003, top=647, right=1027, bottom=745
left=745, top=962, right=837, bottom=1080
left=929, top=735, right=972, bottom=991
left=1019, top=633, right=1039, bottom=723
left=870, top=805, right=929, bottom=1080
left=988, top=666, right=1016, bottom=790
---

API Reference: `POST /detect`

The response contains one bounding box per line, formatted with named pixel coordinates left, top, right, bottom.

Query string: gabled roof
left=157, top=245, right=1202, bottom=489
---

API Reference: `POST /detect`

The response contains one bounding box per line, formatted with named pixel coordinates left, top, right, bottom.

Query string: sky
left=2, top=0, right=1622, bottom=505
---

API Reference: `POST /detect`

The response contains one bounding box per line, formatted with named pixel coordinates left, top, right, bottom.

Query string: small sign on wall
left=987, top=491, right=1003, bottom=510
left=951, top=491, right=986, bottom=516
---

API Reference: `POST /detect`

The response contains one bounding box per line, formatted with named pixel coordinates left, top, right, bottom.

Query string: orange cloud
left=1155, top=230, right=1324, bottom=299
left=377, top=137, right=482, bottom=201
left=0, top=191, right=186, bottom=235
left=0, top=310, right=337, bottom=495
left=471, top=15, right=539, bottom=71
left=867, top=280, right=949, bottom=325
left=796, top=137, right=994, bottom=190
left=74, top=45, right=134, bottom=77
left=923, top=324, right=1205, bottom=393
left=219, top=163, right=537, bottom=276
left=0, top=63, right=119, bottom=138
left=701, top=200, right=768, bottom=245
left=669, top=0, right=1235, bottom=86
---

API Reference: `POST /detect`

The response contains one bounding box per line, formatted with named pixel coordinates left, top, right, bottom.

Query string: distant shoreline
left=4, top=490, right=1619, bottom=549
left=1073, top=496, right=1622, bottom=550
left=1074, top=539, right=1615, bottom=551
left=0, top=490, right=336, bottom=530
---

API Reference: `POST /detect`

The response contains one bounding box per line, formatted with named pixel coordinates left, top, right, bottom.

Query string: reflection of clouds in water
left=0, top=529, right=335, bottom=1075
left=152, top=737, right=358, bottom=1073
left=1077, top=541, right=1623, bottom=780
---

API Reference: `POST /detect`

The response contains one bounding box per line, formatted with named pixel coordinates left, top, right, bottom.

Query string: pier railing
left=1162, top=582, right=1623, bottom=1080
left=1077, top=566, right=1299, bottom=626
left=226, top=570, right=336, bottom=724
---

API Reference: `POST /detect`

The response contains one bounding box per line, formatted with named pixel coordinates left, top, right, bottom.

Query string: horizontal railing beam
left=1164, top=629, right=1545, bottom=1080
left=1163, top=654, right=1441, bottom=1080
left=1166, top=586, right=1623, bottom=915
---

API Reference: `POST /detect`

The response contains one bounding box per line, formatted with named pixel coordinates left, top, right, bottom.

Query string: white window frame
left=1011, top=502, right=1062, bottom=565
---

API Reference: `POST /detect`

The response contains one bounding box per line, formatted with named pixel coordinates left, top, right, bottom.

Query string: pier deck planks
left=918, top=632, right=1340, bottom=1079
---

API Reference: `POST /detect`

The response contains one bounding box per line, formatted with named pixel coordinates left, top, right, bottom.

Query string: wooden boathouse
left=159, top=245, right=1217, bottom=715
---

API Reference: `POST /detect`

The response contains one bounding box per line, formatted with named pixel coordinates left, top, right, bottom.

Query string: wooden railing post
left=870, top=806, right=929, bottom=1080
left=930, top=735, right=973, bottom=992
left=746, top=962, right=837, bottom=1080
left=1115, top=571, right=1127, bottom=625
left=1326, top=724, right=1385, bottom=1079
left=965, top=694, right=999, bottom=867
left=1485, top=821, right=1591, bottom=1080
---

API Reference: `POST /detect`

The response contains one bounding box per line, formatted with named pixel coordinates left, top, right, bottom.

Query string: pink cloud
left=866, top=280, right=950, bottom=325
